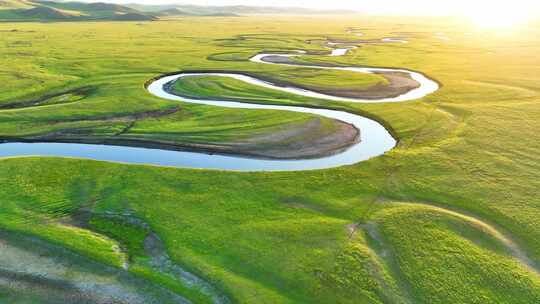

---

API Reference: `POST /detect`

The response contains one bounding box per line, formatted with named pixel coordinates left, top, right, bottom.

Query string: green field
left=1, top=15, right=540, bottom=304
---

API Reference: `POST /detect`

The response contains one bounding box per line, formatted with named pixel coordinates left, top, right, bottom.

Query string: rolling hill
left=19, top=5, right=83, bottom=19
left=0, top=0, right=356, bottom=21
left=0, top=0, right=34, bottom=10
left=0, top=0, right=157, bottom=21
left=129, top=3, right=356, bottom=16
left=153, top=7, right=238, bottom=17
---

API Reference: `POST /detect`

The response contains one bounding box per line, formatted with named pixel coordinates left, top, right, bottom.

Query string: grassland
left=0, top=16, right=540, bottom=304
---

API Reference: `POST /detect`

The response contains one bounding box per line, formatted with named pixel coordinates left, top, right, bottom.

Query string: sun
left=466, top=1, right=531, bottom=28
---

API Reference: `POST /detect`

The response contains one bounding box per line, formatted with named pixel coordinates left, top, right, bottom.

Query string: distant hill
left=153, top=7, right=238, bottom=17
left=0, top=0, right=355, bottom=22
left=0, top=0, right=34, bottom=10
left=128, top=3, right=355, bottom=16
left=110, top=12, right=155, bottom=21
left=154, top=8, right=187, bottom=16
left=0, top=0, right=157, bottom=21
left=19, top=5, right=81, bottom=19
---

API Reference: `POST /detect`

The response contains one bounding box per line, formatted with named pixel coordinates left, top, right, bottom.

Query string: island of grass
left=0, top=76, right=360, bottom=159
left=256, top=56, right=421, bottom=99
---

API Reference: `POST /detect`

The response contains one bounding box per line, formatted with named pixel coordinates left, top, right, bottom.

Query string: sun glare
left=466, top=2, right=532, bottom=28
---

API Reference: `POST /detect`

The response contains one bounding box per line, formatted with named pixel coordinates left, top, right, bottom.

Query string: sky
left=78, top=0, right=540, bottom=17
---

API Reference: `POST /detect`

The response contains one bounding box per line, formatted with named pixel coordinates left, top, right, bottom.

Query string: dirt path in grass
left=346, top=202, right=540, bottom=304
left=415, top=203, right=540, bottom=275
left=357, top=202, right=540, bottom=277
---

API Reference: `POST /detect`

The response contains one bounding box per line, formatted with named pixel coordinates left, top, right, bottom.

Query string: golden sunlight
left=466, top=1, right=532, bottom=28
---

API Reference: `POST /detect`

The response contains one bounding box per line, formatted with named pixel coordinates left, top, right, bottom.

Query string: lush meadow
left=1, top=16, right=540, bottom=303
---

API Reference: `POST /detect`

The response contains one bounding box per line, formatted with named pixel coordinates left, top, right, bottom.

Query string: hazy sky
left=79, top=0, right=540, bottom=16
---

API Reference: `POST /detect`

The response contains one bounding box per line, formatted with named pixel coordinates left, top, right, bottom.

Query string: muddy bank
left=0, top=231, right=191, bottom=304
left=2, top=114, right=359, bottom=161
left=312, top=71, right=419, bottom=99
left=256, top=56, right=420, bottom=99
left=227, top=117, right=359, bottom=159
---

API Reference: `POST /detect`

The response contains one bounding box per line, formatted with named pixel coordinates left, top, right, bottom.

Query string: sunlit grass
left=0, top=15, right=539, bottom=303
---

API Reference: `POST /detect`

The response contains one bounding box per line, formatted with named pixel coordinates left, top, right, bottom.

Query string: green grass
left=169, top=75, right=336, bottom=106
left=0, top=15, right=540, bottom=304
left=169, top=70, right=386, bottom=103
left=89, top=215, right=148, bottom=259
left=254, top=67, right=387, bottom=91
left=89, top=215, right=215, bottom=304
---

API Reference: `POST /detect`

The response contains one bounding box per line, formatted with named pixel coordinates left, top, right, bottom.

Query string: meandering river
left=0, top=39, right=439, bottom=171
